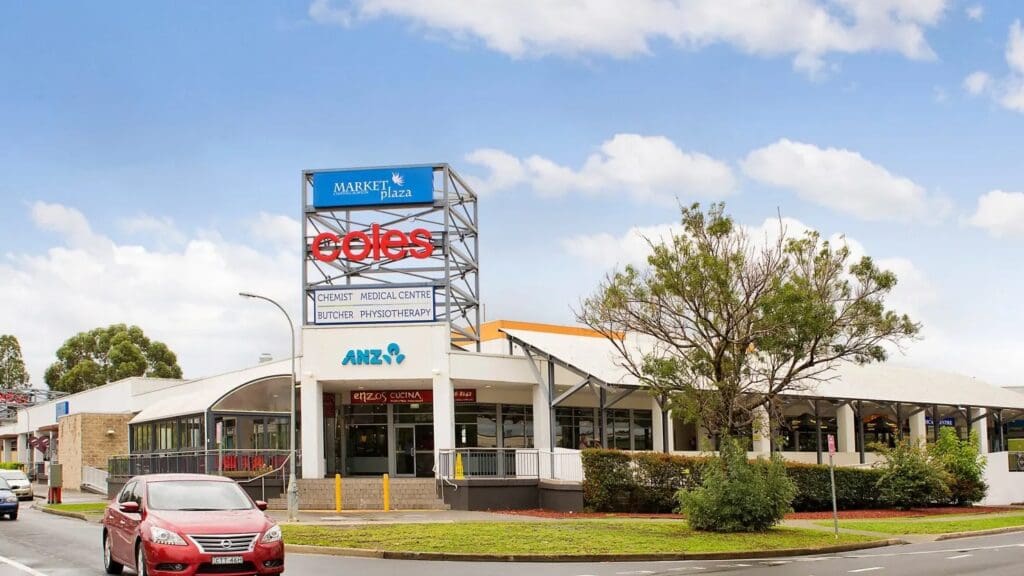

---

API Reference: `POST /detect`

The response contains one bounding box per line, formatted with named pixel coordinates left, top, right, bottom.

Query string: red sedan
left=102, top=474, right=285, bottom=576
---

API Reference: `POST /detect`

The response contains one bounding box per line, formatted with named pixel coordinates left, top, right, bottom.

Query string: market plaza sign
left=312, top=166, right=434, bottom=209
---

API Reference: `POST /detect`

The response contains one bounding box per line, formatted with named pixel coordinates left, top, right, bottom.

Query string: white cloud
left=966, top=20, right=1024, bottom=112
left=466, top=134, right=736, bottom=205
left=967, top=190, right=1024, bottom=238
left=965, top=4, right=984, bottom=22
left=120, top=214, right=187, bottom=246
left=963, top=70, right=991, bottom=95
left=1, top=203, right=302, bottom=385
left=313, top=0, right=949, bottom=76
left=741, top=139, right=950, bottom=222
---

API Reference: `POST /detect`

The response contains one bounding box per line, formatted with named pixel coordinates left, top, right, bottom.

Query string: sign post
left=827, top=433, right=839, bottom=538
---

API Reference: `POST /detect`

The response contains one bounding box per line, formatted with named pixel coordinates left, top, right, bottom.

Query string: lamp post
left=239, top=292, right=299, bottom=522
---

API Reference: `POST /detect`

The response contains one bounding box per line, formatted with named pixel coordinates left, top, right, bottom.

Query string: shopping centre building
left=3, top=164, right=1024, bottom=509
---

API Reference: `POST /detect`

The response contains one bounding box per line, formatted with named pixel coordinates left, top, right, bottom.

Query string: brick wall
left=57, top=413, right=132, bottom=490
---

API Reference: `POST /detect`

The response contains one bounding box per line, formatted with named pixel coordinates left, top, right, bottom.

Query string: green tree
left=578, top=203, right=920, bottom=437
left=0, top=335, right=31, bottom=389
left=44, top=324, right=183, bottom=394
left=930, top=427, right=988, bottom=505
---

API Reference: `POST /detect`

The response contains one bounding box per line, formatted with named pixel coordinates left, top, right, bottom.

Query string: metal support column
left=547, top=360, right=557, bottom=457
left=857, top=401, right=866, bottom=464
left=895, top=402, right=903, bottom=441
left=599, top=388, right=607, bottom=449
left=815, top=400, right=822, bottom=465
left=932, top=405, right=940, bottom=443
left=661, top=395, right=670, bottom=454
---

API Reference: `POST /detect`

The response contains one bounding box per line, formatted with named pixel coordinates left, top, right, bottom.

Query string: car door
left=122, top=480, right=144, bottom=564
left=109, top=481, right=137, bottom=563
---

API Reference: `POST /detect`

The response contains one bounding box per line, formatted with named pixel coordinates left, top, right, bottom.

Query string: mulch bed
left=500, top=506, right=1020, bottom=521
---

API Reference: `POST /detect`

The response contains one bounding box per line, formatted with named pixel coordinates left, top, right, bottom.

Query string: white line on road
left=0, top=555, right=49, bottom=576
left=848, top=568, right=883, bottom=573
left=615, top=571, right=654, bottom=575
left=946, top=554, right=973, bottom=559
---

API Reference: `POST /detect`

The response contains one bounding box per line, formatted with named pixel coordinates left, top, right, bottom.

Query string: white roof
left=501, top=328, right=1024, bottom=410
left=129, top=359, right=292, bottom=424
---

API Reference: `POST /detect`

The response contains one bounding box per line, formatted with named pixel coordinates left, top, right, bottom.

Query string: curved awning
left=130, top=359, right=293, bottom=424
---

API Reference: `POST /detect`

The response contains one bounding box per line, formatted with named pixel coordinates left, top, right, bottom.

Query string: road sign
left=827, top=433, right=836, bottom=455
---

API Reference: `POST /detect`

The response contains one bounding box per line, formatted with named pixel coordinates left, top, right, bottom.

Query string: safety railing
left=82, top=465, right=109, bottom=493
left=109, top=449, right=298, bottom=482
left=437, top=448, right=585, bottom=482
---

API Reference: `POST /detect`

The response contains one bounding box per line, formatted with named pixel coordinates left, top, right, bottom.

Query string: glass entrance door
left=395, top=424, right=435, bottom=477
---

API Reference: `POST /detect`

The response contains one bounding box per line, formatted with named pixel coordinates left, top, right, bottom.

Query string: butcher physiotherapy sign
left=313, top=166, right=434, bottom=208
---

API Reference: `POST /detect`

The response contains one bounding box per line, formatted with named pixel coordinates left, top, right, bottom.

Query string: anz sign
left=342, top=343, right=406, bottom=366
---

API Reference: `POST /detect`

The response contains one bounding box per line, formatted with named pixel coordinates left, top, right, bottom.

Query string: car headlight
left=2, top=495, right=16, bottom=503
left=261, top=524, right=282, bottom=544
left=149, top=526, right=187, bottom=546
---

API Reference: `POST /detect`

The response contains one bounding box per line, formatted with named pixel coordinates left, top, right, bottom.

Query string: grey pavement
left=2, top=505, right=1024, bottom=575
left=30, top=484, right=107, bottom=504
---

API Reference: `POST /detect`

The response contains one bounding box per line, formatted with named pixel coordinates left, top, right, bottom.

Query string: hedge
left=581, top=449, right=884, bottom=513
left=0, top=462, right=25, bottom=471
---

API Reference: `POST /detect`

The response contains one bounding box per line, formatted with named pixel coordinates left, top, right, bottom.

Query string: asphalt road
left=2, top=506, right=1024, bottom=576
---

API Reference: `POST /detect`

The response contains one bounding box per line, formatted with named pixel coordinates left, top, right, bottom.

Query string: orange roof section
left=477, top=319, right=610, bottom=342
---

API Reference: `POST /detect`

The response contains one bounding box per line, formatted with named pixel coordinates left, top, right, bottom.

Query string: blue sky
left=2, top=1, right=1023, bottom=385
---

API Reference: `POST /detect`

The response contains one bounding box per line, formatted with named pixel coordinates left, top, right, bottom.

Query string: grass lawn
left=45, top=502, right=109, bottom=514
left=821, top=511, right=1024, bottom=535
left=281, top=520, right=878, bottom=555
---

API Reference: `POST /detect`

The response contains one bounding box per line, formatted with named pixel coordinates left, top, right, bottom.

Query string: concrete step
left=268, top=478, right=448, bottom=511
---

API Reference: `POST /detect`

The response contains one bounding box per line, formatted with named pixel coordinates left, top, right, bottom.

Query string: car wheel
left=103, top=531, right=123, bottom=575
left=9, top=512, right=16, bottom=521
left=136, top=543, right=148, bottom=576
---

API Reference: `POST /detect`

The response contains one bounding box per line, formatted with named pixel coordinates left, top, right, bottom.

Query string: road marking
left=946, top=554, right=973, bottom=559
left=0, top=555, right=49, bottom=576
left=848, top=568, right=883, bottom=573
left=615, top=571, right=654, bottom=575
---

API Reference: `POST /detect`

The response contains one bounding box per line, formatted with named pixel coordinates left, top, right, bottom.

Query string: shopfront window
left=556, top=407, right=597, bottom=449
left=455, top=404, right=498, bottom=448
left=344, top=405, right=388, bottom=476
left=501, top=405, right=534, bottom=448
left=131, top=414, right=205, bottom=454
left=780, top=413, right=838, bottom=452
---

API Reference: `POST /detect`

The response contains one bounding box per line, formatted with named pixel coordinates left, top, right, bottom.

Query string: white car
left=0, top=470, right=33, bottom=501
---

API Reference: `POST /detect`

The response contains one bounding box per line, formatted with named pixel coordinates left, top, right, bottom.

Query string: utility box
left=48, top=463, right=63, bottom=488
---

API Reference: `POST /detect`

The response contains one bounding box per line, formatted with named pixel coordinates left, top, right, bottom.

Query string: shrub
left=580, top=449, right=634, bottom=511
left=677, top=436, right=796, bottom=532
left=632, top=452, right=703, bottom=512
left=874, top=439, right=951, bottom=509
left=929, top=428, right=988, bottom=505
left=787, top=463, right=885, bottom=511
left=0, top=462, right=24, bottom=471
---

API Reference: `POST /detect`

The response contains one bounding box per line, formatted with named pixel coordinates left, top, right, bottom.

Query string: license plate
left=211, top=556, right=244, bottom=565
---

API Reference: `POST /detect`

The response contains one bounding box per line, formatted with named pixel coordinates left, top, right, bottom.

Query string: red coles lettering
left=311, top=226, right=434, bottom=262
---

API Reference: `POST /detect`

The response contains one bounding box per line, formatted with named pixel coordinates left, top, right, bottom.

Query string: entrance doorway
left=394, top=424, right=435, bottom=477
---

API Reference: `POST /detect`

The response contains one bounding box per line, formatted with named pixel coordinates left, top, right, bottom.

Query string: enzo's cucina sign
left=312, top=166, right=434, bottom=208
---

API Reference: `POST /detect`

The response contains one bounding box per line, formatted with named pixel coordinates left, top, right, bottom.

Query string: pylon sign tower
left=302, top=164, right=480, bottom=349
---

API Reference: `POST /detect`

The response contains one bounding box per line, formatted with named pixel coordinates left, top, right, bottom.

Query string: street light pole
left=239, top=292, right=299, bottom=522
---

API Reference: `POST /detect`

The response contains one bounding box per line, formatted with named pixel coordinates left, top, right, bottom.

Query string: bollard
left=334, top=473, right=342, bottom=513
left=382, top=473, right=391, bottom=512
left=455, top=453, right=465, bottom=480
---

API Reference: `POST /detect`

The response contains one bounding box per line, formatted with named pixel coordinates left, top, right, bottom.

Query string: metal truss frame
left=301, top=164, right=481, bottom=350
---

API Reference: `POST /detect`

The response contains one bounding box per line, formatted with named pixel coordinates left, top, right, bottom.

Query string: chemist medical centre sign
left=312, top=285, right=437, bottom=326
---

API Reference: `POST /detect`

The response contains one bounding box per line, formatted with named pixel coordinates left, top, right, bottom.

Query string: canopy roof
left=130, top=359, right=292, bottom=424
left=501, top=328, right=1024, bottom=410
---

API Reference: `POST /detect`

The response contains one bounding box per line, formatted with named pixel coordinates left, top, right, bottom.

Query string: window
left=780, top=414, right=838, bottom=452
left=500, top=405, right=534, bottom=448
left=556, top=407, right=596, bottom=449
left=601, top=409, right=654, bottom=451
left=455, top=404, right=498, bottom=448
left=118, top=482, right=136, bottom=504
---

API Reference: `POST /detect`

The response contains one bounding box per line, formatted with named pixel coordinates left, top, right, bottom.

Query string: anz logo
left=342, top=342, right=406, bottom=366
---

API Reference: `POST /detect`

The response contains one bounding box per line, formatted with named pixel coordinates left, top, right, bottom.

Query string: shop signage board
left=56, top=401, right=69, bottom=418
left=350, top=389, right=476, bottom=404
left=312, top=166, right=434, bottom=209
left=925, top=417, right=956, bottom=426
left=313, top=285, right=436, bottom=326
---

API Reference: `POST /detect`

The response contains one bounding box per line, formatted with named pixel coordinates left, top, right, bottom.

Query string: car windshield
left=0, top=470, right=27, bottom=482
left=0, top=478, right=10, bottom=491
left=146, top=480, right=254, bottom=511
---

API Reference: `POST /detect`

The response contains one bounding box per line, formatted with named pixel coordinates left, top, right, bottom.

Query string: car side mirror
left=255, top=500, right=268, bottom=511
left=119, top=501, right=140, bottom=514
